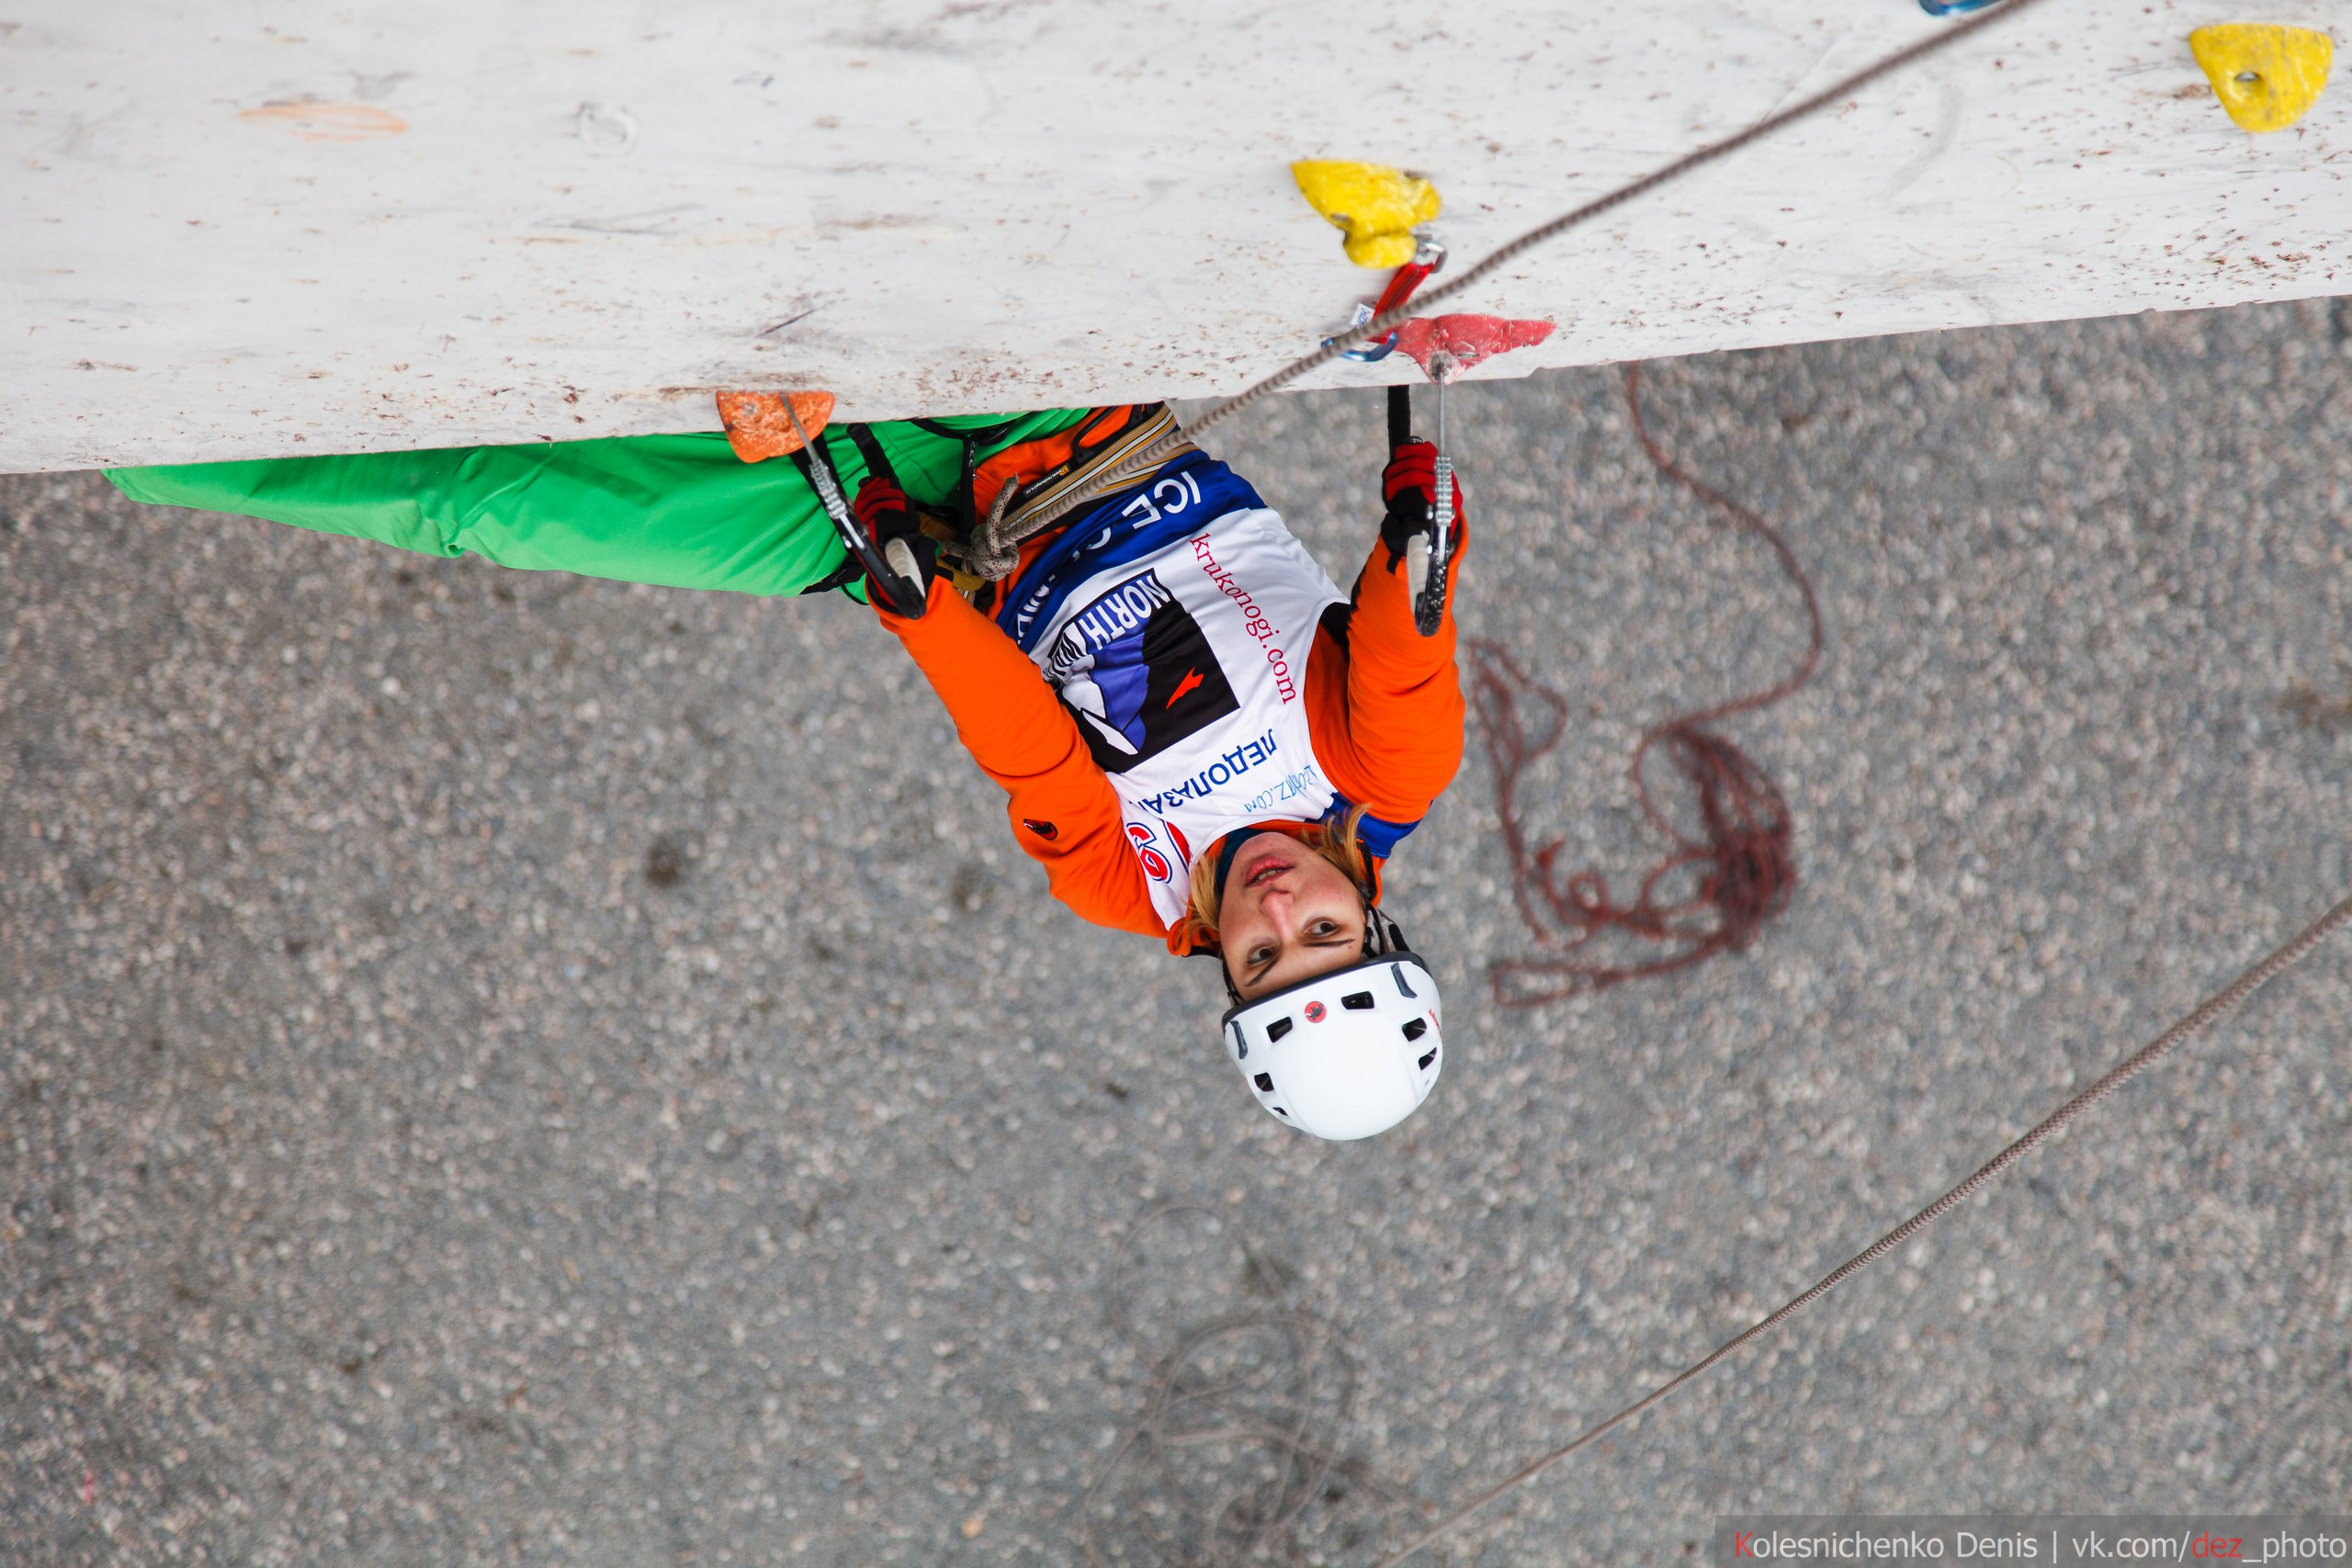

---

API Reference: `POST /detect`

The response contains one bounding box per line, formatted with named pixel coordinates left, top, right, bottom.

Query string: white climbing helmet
left=1221, top=930, right=1443, bottom=1141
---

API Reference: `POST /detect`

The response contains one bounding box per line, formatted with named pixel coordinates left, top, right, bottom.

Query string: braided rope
left=965, top=409, right=1199, bottom=581
left=993, top=0, right=2054, bottom=546
left=1370, top=891, right=2352, bottom=1568
left=963, top=474, right=1025, bottom=582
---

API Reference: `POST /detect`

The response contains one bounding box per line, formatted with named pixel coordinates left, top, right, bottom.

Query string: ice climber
left=108, top=398, right=1466, bottom=1140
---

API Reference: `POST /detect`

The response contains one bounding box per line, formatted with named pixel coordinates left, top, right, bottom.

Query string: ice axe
left=778, top=400, right=930, bottom=620
left=1388, top=368, right=1456, bottom=638
left=1388, top=315, right=1561, bottom=635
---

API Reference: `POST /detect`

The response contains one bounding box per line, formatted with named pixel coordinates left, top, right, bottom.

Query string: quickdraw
left=1330, top=238, right=1447, bottom=363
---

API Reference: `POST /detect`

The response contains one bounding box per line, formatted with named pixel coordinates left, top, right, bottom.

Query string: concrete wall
left=2, top=0, right=2343, bottom=471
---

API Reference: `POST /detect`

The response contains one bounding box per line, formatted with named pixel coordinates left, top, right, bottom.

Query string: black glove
left=1378, top=439, right=1467, bottom=573
left=852, top=476, right=938, bottom=614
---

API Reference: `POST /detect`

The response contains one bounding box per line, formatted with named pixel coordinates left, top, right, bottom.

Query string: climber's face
left=1216, top=832, right=1368, bottom=1001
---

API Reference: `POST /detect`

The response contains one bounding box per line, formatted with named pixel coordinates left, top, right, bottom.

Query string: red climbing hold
left=1392, top=315, right=1555, bottom=381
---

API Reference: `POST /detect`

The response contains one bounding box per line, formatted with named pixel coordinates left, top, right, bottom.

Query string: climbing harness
left=961, top=403, right=1196, bottom=581
left=1368, top=891, right=2352, bottom=1566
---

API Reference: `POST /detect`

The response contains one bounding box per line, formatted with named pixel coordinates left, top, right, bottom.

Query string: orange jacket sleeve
left=1304, top=531, right=1467, bottom=824
left=879, top=579, right=1167, bottom=938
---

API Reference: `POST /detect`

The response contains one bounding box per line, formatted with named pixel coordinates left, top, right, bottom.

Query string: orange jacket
left=880, top=522, right=1464, bottom=946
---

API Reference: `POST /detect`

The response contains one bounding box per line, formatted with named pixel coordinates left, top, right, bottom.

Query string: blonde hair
left=1173, top=807, right=1374, bottom=954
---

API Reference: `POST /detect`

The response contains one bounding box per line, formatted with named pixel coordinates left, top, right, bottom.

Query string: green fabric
left=105, top=409, right=1097, bottom=598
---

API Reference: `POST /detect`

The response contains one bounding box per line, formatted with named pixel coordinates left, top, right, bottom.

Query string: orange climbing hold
left=2189, top=24, right=2334, bottom=132
left=714, top=389, right=837, bottom=462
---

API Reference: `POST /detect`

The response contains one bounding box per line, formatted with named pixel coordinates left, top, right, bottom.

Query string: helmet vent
left=1401, top=1018, right=1428, bottom=1042
left=1340, top=991, right=1375, bottom=1010
left=1271, top=1106, right=1289, bottom=1117
left=1418, top=1048, right=1439, bottom=1071
left=1266, top=1017, right=1295, bottom=1043
left=1252, top=1072, right=1275, bottom=1093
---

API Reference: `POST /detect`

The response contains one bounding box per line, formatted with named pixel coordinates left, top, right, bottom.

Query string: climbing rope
left=964, top=405, right=1197, bottom=581
left=1367, top=890, right=2352, bottom=1567
left=981, top=0, right=2055, bottom=553
left=1474, top=363, right=1822, bottom=1004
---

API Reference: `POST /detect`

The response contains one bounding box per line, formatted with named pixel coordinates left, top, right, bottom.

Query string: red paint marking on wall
left=1393, top=315, right=1555, bottom=381
left=82, top=1471, right=96, bottom=1506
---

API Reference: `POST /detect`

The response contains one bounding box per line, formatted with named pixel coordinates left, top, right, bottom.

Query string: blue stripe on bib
left=997, top=454, right=1266, bottom=653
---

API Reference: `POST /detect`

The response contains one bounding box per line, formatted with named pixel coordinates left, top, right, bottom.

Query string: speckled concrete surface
left=5, top=299, right=2349, bottom=1567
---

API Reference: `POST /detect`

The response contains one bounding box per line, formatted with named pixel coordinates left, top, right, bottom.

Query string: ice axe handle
left=1391, top=384, right=1450, bottom=635
left=810, top=455, right=927, bottom=619
left=1411, top=378, right=1453, bottom=637
left=1413, top=453, right=1453, bottom=637
left=786, top=405, right=927, bottom=619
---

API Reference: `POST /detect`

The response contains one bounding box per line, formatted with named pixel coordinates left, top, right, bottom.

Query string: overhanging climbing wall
left=2, top=0, right=2342, bottom=472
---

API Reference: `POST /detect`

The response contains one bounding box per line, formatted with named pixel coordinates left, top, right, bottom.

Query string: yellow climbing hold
left=1290, top=161, right=1442, bottom=269
left=2189, top=24, right=2334, bottom=132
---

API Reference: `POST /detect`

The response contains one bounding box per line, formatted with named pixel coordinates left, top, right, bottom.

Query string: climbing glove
left=1378, top=439, right=1466, bottom=573
left=851, top=475, right=938, bottom=613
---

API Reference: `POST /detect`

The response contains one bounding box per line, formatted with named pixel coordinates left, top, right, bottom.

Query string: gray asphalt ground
left=6, top=299, right=2350, bottom=1567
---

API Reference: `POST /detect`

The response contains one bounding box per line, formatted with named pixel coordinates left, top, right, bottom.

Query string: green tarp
left=106, top=409, right=1096, bottom=597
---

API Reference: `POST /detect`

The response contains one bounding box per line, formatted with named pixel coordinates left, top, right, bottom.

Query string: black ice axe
left=781, top=400, right=930, bottom=620
left=1387, top=380, right=1456, bottom=637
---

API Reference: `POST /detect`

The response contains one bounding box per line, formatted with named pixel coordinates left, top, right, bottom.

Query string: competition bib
left=1012, top=459, right=1345, bottom=926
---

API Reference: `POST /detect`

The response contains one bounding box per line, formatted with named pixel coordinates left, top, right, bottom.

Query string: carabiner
left=1328, top=238, right=1448, bottom=363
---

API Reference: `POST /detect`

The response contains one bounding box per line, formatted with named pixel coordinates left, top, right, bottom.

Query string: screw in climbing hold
left=2188, top=24, right=2334, bottom=132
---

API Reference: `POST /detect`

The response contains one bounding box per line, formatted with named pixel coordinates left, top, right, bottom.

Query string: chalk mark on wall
left=540, top=206, right=699, bottom=236
left=575, top=101, right=639, bottom=156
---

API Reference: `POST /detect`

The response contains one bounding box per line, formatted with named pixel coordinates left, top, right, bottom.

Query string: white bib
left=1023, top=505, right=1346, bottom=927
